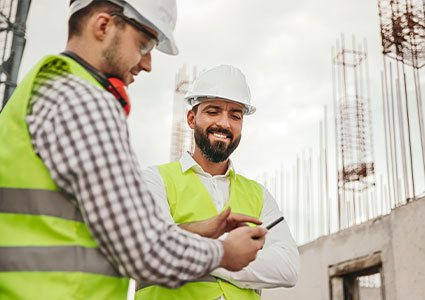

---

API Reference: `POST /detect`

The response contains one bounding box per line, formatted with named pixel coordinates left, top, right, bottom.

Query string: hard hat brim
left=120, top=1, right=179, bottom=55
left=186, top=95, right=256, bottom=115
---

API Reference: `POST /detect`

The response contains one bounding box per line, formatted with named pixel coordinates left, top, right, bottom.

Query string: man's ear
left=187, top=109, right=196, bottom=130
left=92, top=12, right=113, bottom=41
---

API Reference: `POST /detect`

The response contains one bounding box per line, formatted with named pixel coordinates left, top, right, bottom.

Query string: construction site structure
left=332, top=35, right=376, bottom=230
left=378, top=0, right=425, bottom=205
left=169, top=65, right=198, bottom=162
left=378, top=0, right=425, bottom=68
left=0, top=0, right=31, bottom=110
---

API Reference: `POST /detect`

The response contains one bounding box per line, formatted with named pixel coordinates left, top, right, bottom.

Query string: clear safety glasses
left=109, top=11, right=158, bottom=55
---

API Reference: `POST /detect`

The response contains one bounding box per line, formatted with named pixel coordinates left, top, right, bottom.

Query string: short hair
left=191, top=104, right=199, bottom=114
left=68, top=1, right=124, bottom=40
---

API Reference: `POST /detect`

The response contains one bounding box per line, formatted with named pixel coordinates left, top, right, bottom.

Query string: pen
left=252, top=216, right=284, bottom=239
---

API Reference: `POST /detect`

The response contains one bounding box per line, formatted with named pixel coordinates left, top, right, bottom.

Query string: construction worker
left=0, top=2, right=267, bottom=299
left=136, top=65, right=300, bottom=300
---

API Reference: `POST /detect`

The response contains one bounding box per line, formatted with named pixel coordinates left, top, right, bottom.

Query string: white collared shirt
left=141, top=152, right=300, bottom=291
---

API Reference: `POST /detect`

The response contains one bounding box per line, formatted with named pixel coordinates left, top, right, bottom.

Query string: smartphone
left=252, top=216, right=284, bottom=239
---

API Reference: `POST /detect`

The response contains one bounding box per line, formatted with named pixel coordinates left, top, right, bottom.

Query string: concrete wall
left=359, top=286, right=382, bottom=300
left=263, top=197, right=425, bottom=300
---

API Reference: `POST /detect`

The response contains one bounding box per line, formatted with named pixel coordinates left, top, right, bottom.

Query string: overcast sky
left=20, top=0, right=382, bottom=169
left=19, top=1, right=425, bottom=232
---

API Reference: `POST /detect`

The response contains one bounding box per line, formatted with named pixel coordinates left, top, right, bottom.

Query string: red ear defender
left=60, top=51, right=132, bottom=116
left=107, top=77, right=131, bottom=116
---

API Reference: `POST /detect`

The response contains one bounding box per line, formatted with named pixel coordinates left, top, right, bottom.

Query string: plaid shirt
left=25, top=60, right=222, bottom=288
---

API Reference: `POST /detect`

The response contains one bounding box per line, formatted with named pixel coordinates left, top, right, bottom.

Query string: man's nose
left=215, top=113, right=231, bottom=129
left=139, top=52, right=152, bottom=73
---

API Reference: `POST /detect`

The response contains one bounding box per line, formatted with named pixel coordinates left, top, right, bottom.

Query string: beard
left=194, top=123, right=241, bottom=163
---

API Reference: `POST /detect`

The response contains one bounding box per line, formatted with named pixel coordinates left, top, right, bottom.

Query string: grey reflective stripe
left=0, top=246, right=123, bottom=277
left=0, top=187, right=83, bottom=222
left=137, top=275, right=261, bottom=296
left=136, top=273, right=219, bottom=290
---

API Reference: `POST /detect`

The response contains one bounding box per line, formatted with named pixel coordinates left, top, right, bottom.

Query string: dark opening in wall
left=329, top=252, right=385, bottom=300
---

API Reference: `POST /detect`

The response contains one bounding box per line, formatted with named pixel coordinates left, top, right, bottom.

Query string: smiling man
left=137, top=65, right=300, bottom=300
left=0, top=3, right=267, bottom=300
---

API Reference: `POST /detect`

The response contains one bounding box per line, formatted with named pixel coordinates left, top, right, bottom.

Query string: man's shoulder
left=234, top=172, right=259, bottom=185
left=30, top=57, right=113, bottom=110
left=142, top=162, right=181, bottom=179
left=35, top=62, right=97, bottom=92
left=158, top=161, right=180, bottom=166
left=155, top=162, right=184, bottom=179
left=141, top=163, right=183, bottom=193
left=234, top=173, right=264, bottom=193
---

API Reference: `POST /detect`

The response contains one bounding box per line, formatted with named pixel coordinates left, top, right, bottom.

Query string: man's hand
left=219, top=226, right=267, bottom=271
left=179, top=207, right=262, bottom=239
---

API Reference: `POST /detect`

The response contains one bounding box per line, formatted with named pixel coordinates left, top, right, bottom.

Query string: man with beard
left=0, top=2, right=267, bottom=299
left=137, top=65, right=300, bottom=300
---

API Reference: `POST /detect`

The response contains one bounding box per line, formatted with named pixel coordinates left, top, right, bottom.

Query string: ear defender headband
left=61, top=51, right=131, bottom=116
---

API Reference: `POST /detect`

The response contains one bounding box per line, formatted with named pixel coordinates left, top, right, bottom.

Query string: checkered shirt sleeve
left=25, top=62, right=223, bottom=288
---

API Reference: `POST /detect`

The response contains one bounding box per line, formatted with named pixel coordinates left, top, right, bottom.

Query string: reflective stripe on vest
left=136, top=161, right=263, bottom=300
left=0, top=187, right=120, bottom=277
left=0, top=55, right=129, bottom=300
left=137, top=274, right=220, bottom=289
left=0, top=187, right=83, bottom=222
left=0, top=246, right=120, bottom=276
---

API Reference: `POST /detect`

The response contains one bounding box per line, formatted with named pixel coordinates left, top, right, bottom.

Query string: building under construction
left=332, top=35, right=376, bottom=230
left=263, top=196, right=425, bottom=300
left=262, top=1, right=425, bottom=299
left=378, top=0, right=425, bottom=205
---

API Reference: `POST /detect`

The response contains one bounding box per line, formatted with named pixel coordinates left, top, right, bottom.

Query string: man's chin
left=210, top=141, right=229, bottom=150
left=209, top=136, right=231, bottom=147
left=126, top=76, right=134, bottom=85
left=202, top=151, right=229, bottom=163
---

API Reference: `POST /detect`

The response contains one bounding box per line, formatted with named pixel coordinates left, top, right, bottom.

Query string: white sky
left=20, top=0, right=381, bottom=168
left=19, top=1, right=425, bottom=231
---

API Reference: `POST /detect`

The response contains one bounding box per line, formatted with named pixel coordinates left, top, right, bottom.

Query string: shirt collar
left=180, top=151, right=237, bottom=179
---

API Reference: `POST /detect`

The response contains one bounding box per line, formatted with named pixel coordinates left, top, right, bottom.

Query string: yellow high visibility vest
left=0, top=55, right=129, bottom=299
left=136, top=161, right=263, bottom=300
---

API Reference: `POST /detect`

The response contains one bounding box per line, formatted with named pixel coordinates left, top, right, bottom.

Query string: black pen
left=252, top=216, right=284, bottom=239
left=265, top=216, right=284, bottom=230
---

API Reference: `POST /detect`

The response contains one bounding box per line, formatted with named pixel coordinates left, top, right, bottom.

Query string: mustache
left=206, top=127, right=233, bottom=139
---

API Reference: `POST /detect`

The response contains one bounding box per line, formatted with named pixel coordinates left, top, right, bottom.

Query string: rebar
left=332, top=35, right=376, bottom=227
left=378, top=0, right=425, bottom=198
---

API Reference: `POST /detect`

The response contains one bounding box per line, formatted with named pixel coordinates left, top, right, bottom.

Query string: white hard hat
left=70, top=0, right=178, bottom=55
left=185, top=65, right=256, bottom=115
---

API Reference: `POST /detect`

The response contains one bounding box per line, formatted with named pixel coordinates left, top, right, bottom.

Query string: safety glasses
left=109, top=11, right=158, bottom=55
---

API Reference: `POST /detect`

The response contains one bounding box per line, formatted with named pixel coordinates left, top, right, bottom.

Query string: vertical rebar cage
left=378, top=0, right=425, bottom=202
left=333, top=36, right=376, bottom=228
left=333, top=37, right=376, bottom=192
left=378, top=0, right=425, bottom=69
